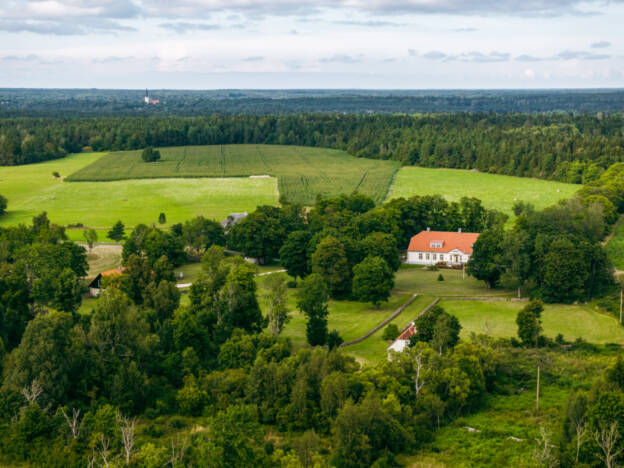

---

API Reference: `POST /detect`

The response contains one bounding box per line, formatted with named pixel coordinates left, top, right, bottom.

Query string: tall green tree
left=107, top=220, right=126, bottom=242
left=182, top=216, right=225, bottom=256
left=360, top=232, right=401, bottom=271
left=516, top=299, right=544, bottom=347
left=467, top=227, right=505, bottom=289
left=191, top=405, right=266, bottom=467
left=296, top=273, right=329, bottom=346
left=3, top=312, right=79, bottom=406
left=262, top=273, right=290, bottom=338
left=279, top=230, right=312, bottom=282
left=311, top=235, right=351, bottom=297
left=82, top=228, right=98, bottom=250
left=352, top=256, right=394, bottom=308
left=218, top=263, right=264, bottom=339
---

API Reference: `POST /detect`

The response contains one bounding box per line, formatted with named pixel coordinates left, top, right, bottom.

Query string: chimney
left=458, top=228, right=462, bottom=233
left=426, top=227, right=430, bottom=232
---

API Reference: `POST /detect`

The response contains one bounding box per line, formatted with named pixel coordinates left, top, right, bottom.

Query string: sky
left=0, top=0, right=623, bottom=89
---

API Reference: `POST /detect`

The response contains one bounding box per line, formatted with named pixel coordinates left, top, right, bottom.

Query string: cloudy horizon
left=1, top=0, right=623, bottom=89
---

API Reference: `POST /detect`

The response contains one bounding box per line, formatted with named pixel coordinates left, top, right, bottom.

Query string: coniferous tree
left=108, top=221, right=126, bottom=242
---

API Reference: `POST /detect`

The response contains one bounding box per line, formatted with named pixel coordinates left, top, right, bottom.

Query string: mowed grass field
left=0, top=152, right=277, bottom=231
left=441, top=300, right=624, bottom=344
left=67, top=144, right=400, bottom=205
left=387, top=166, right=579, bottom=218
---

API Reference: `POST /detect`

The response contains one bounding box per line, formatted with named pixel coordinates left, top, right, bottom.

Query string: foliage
left=263, top=273, right=290, bottom=338
left=467, top=228, right=505, bottom=289
left=297, top=274, right=329, bottom=346
left=82, top=227, right=97, bottom=249
left=352, top=256, right=395, bottom=308
left=411, top=305, right=461, bottom=353
left=107, top=220, right=125, bottom=242
left=382, top=324, right=400, bottom=341
left=279, top=230, right=312, bottom=281
left=0, top=194, right=6, bottom=216
left=182, top=216, right=225, bottom=256
left=229, top=205, right=302, bottom=264
left=141, top=147, right=161, bottom=163
left=516, top=299, right=544, bottom=347
left=311, top=235, right=352, bottom=297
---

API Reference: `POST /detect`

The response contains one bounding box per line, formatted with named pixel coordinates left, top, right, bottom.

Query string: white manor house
left=406, top=228, right=480, bottom=266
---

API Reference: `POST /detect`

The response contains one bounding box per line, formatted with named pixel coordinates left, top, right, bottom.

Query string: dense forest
left=2, top=89, right=624, bottom=116
left=2, top=113, right=624, bottom=185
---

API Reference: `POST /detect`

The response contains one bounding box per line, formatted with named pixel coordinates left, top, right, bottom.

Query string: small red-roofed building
left=406, top=228, right=480, bottom=266
left=88, top=267, right=124, bottom=297
left=387, top=323, right=416, bottom=355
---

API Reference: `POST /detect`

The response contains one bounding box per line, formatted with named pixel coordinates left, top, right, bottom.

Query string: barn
left=88, top=267, right=124, bottom=297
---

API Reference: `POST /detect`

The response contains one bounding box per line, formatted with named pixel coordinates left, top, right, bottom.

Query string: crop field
left=67, top=144, right=400, bottom=205
left=0, top=152, right=277, bottom=232
left=440, top=300, right=624, bottom=344
left=387, top=166, right=579, bottom=219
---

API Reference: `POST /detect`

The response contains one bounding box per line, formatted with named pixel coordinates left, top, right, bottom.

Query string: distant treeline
left=3, top=88, right=624, bottom=116
left=2, top=113, right=624, bottom=183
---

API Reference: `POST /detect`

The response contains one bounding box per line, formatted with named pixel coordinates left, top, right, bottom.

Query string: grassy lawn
left=0, top=152, right=277, bottom=231
left=441, top=300, right=624, bottom=344
left=394, top=267, right=513, bottom=297
left=387, top=166, right=579, bottom=220
left=67, top=144, right=399, bottom=205
left=606, top=215, right=624, bottom=270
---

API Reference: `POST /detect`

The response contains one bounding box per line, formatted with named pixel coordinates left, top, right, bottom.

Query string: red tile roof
left=101, top=268, right=124, bottom=276
left=397, top=324, right=416, bottom=341
left=407, top=230, right=480, bottom=255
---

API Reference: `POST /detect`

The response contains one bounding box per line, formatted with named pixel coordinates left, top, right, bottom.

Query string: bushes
left=141, top=147, right=161, bottom=163
left=382, top=324, right=400, bottom=341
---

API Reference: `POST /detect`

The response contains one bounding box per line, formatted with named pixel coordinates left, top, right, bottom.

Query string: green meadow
left=0, top=152, right=277, bottom=232
left=387, top=166, right=579, bottom=218
left=441, top=299, right=624, bottom=344
left=67, top=144, right=400, bottom=205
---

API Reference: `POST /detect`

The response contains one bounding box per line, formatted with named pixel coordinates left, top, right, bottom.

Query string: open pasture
left=441, top=299, right=624, bottom=344
left=66, top=144, right=400, bottom=205
left=387, top=166, right=579, bottom=219
left=0, top=152, right=277, bottom=231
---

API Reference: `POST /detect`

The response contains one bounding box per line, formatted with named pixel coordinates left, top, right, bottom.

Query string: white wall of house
left=387, top=339, right=410, bottom=354
left=406, top=249, right=471, bottom=265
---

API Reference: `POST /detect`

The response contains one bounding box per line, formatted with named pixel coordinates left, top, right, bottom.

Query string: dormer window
left=429, top=240, right=444, bottom=249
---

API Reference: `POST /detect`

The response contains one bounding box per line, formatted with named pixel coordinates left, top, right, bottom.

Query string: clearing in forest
left=387, top=166, right=579, bottom=218
left=67, top=144, right=400, bottom=205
